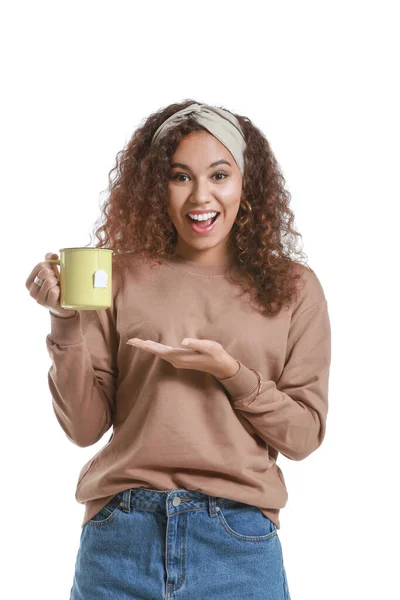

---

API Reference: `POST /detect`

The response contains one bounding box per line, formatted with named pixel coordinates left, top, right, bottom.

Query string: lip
left=185, top=212, right=221, bottom=234
left=185, top=210, right=220, bottom=216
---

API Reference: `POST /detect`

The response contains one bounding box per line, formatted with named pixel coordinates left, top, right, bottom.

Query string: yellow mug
left=44, top=247, right=113, bottom=310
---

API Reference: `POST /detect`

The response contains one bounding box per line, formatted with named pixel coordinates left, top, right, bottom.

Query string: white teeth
left=188, top=212, right=218, bottom=221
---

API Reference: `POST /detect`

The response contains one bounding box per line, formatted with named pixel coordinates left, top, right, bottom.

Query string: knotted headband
left=151, top=103, right=247, bottom=175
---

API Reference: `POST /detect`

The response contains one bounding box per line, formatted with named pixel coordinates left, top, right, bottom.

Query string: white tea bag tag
left=93, top=269, right=108, bottom=288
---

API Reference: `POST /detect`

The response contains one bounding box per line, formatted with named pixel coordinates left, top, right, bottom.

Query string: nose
left=190, top=177, right=214, bottom=203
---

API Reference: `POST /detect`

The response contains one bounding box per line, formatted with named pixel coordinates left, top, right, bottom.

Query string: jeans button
left=172, top=497, right=181, bottom=506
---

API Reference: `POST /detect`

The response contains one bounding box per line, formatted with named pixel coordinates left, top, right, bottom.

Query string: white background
left=2, top=1, right=399, bottom=598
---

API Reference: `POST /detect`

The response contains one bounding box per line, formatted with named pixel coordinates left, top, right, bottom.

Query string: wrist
left=49, top=309, right=77, bottom=319
left=214, top=357, right=240, bottom=380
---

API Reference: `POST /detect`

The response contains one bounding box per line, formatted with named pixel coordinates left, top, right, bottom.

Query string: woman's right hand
left=25, top=252, right=78, bottom=319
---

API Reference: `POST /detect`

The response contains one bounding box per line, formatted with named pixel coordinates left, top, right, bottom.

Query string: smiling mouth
left=185, top=212, right=221, bottom=232
left=186, top=212, right=219, bottom=222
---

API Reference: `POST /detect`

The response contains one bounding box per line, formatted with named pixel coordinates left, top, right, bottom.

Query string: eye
left=170, top=171, right=228, bottom=182
left=171, top=173, right=189, bottom=182
left=213, top=171, right=228, bottom=180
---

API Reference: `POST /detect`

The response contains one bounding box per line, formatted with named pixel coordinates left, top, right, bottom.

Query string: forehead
left=172, top=130, right=231, bottom=162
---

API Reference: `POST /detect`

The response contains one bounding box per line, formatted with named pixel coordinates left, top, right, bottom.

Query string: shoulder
left=291, top=262, right=327, bottom=316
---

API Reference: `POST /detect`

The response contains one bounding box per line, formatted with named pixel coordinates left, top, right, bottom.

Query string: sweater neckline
left=159, top=254, right=233, bottom=277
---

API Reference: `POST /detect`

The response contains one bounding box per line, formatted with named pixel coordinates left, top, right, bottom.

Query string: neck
left=173, top=243, right=234, bottom=268
left=159, top=252, right=235, bottom=277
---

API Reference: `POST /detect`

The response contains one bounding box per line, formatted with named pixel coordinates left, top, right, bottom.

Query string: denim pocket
left=217, top=501, right=277, bottom=542
left=87, top=492, right=124, bottom=527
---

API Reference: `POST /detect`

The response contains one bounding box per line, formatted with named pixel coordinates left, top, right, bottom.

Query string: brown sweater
left=45, top=253, right=331, bottom=529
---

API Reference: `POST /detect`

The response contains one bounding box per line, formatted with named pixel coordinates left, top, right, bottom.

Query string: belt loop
left=208, top=495, right=218, bottom=517
left=121, top=489, right=131, bottom=512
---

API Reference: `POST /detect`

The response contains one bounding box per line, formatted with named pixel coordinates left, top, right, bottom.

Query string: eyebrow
left=170, top=159, right=232, bottom=170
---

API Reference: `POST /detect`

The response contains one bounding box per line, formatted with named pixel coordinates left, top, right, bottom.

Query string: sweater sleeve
left=45, top=302, right=119, bottom=448
left=216, top=296, right=331, bottom=461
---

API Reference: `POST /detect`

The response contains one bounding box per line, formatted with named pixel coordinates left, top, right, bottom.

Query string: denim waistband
left=116, top=487, right=240, bottom=517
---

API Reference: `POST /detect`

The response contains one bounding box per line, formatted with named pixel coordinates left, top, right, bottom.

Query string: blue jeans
left=70, top=487, right=291, bottom=599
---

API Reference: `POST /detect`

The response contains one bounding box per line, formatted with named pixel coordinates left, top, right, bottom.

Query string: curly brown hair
left=87, top=99, right=312, bottom=317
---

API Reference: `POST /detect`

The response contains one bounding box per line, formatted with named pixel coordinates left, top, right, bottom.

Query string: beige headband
left=151, top=102, right=247, bottom=175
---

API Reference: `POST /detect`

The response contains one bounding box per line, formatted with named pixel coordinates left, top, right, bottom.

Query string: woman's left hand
left=126, top=336, right=239, bottom=379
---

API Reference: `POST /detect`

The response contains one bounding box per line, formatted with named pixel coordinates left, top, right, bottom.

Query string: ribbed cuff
left=216, top=360, right=260, bottom=403
left=48, top=310, right=84, bottom=345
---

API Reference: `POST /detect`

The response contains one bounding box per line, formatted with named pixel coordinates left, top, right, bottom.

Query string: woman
left=27, top=100, right=331, bottom=599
